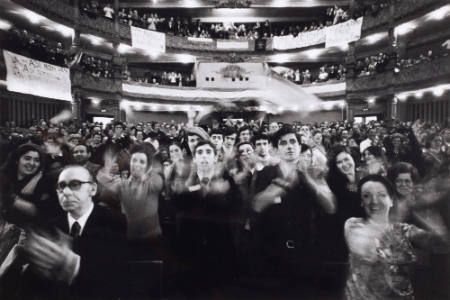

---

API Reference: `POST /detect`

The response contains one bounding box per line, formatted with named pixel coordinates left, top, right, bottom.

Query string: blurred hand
left=22, top=230, right=79, bottom=284
left=209, top=178, right=230, bottom=195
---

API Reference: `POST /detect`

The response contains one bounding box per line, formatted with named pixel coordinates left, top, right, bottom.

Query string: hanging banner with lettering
left=325, top=17, right=363, bottom=47
left=216, top=40, right=251, bottom=50
left=272, top=28, right=326, bottom=50
left=3, top=50, right=71, bottom=101
left=130, top=26, right=166, bottom=53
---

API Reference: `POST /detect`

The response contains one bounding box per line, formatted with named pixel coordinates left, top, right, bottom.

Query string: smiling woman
left=344, top=175, right=447, bottom=300
left=0, top=142, right=61, bottom=220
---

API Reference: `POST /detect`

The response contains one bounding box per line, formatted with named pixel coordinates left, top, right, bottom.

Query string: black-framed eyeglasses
left=57, top=180, right=92, bottom=192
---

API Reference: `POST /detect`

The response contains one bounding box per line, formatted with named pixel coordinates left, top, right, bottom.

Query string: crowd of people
left=396, top=48, right=449, bottom=70
left=355, top=52, right=391, bottom=77
left=79, top=54, right=114, bottom=79
left=125, top=70, right=196, bottom=87
left=281, top=63, right=346, bottom=85
left=117, top=6, right=350, bottom=39
left=0, top=112, right=449, bottom=298
left=3, top=28, right=68, bottom=67
left=77, top=1, right=351, bottom=40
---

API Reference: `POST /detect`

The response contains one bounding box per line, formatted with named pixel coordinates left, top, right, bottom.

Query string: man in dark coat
left=10, top=165, right=126, bottom=299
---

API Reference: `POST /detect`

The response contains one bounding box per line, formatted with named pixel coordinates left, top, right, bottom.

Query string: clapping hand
left=21, top=230, right=79, bottom=284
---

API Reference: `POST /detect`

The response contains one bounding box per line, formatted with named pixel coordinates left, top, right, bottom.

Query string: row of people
left=281, top=64, right=346, bottom=85
left=355, top=52, right=391, bottom=77
left=3, top=28, right=68, bottom=66
left=124, top=70, right=196, bottom=87
left=79, top=54, right=114, bottom=79
left=0, top=116, right=449, bottom=298
left=115, top=7, right=350, bottom=39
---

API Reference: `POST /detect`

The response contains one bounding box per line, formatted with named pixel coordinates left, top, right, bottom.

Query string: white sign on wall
left=130, top=26, right=166, bottom=53
left=3, top=50, right=72, bottom=101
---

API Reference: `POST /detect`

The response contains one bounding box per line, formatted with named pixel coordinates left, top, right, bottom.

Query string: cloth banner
left=273, top=28, right=326, bottom=50
left=187, top=37, right=213, bottom=43
left=3, top=50, right=71, bottom=101
left=216, top=40, right=249, bottom=50
left=325, top=17, right=363, bottom=47
left=130, top=26, right=166, bottom=53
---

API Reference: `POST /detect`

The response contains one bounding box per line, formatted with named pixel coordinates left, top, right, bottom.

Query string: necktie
left=201, top=177, right=210, bottom=186
left=70, top=222, right=81, bottom=239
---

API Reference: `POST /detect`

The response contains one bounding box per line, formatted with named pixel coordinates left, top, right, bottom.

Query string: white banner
left=130, top=26, right=166, bottom=53
left=216, top=40, right=249, bottom=50
left=273, top=28, right=326, bottom=50
left=187, top=37, right=213, bottom=43
left=3, top=50, right=71, bottom=101
left=325, top=17, right=363, bottom=47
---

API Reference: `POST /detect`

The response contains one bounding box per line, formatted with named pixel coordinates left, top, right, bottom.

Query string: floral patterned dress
left=345, top=218, right=419, bottom=300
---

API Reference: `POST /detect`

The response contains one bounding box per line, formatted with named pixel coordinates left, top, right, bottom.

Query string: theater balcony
left=360, top=0, right=448, bottom=36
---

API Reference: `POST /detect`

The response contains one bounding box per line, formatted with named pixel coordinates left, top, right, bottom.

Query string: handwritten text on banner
left=3, top=50, right=72, bottom=101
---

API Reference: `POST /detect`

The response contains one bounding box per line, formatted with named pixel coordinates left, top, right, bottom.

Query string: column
left=72, top=93, right=82, bottom=121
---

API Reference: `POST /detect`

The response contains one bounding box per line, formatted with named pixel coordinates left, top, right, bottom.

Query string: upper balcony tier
left=10, top=0, right=361, bottom=53
left=346, top=55, right=450, bottom=99
left=360, top=0, right=448, bottom=36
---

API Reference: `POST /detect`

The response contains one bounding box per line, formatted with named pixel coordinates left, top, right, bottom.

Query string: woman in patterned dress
left=344, top=175, right=447, bottom=299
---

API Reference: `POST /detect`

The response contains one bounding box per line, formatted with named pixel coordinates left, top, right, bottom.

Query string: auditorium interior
left=0, top=0, right=449, bottom=299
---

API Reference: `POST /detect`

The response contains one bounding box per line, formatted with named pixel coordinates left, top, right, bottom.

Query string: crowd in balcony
left=396, top=47, right=449, bottom=70
left=353, top=0, right=392, bottom=18
left=355, top=52, right=391, bottom=77
left=282, top=64, right=346, bottom=85
left=3, top=28, right=68, bottom=67
left=80, top=0, right=115, bottom=20
left=117, top=6, right=350, bottom=39
left=79, top=54, right=114, bottom=79
left=124, top=69, right=196, bottom=87
left=78, top=1, right=351, bottom=40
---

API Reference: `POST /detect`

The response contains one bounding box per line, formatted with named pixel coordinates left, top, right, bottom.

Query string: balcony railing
left=361, top=0, right=446, bottom=36
left=72, top=69, right=120, bottom=93
left=347, top=56, right=450, bottom=97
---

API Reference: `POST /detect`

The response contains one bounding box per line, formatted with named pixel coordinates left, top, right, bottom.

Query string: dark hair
left=312, top=130, right=322, bottom=137
left=327, top=146, right=358, bottom=190
left=210, top=128, right=223, bottom=136
left=425, top=133, right=443, bottom=148
left=252, top=132, right=270, bottom=145
left=129, top=144, right=156, bottom=171
left=238, top=125, right=252, bottom=135
left=1, top=143, right=45, bottom=179
left=364, top=146, right=385, bottom=159
left=168, top=140, right=183, bottom=151
left=193, top=140, right=217, bottom=155
left=235, top=141, right=254, bottom=153
left=387, top=162, right=420, bottom=185
left=223, top=126, right=237, bottom=137
left=358, top=174, right=394, bottom=199
left=271, top=125, right=299, bottom=148
left=72, top=142, right=92, bottom=154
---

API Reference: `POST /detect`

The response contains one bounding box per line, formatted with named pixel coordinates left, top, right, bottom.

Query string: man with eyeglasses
left=15, top=165, right=126, bottom=299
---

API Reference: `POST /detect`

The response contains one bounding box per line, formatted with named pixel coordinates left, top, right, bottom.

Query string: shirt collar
left=67, top=202, right=94, bottom=236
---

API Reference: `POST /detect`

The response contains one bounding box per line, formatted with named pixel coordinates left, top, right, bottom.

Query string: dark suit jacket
left=14, top=205, right=127, bottom=300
